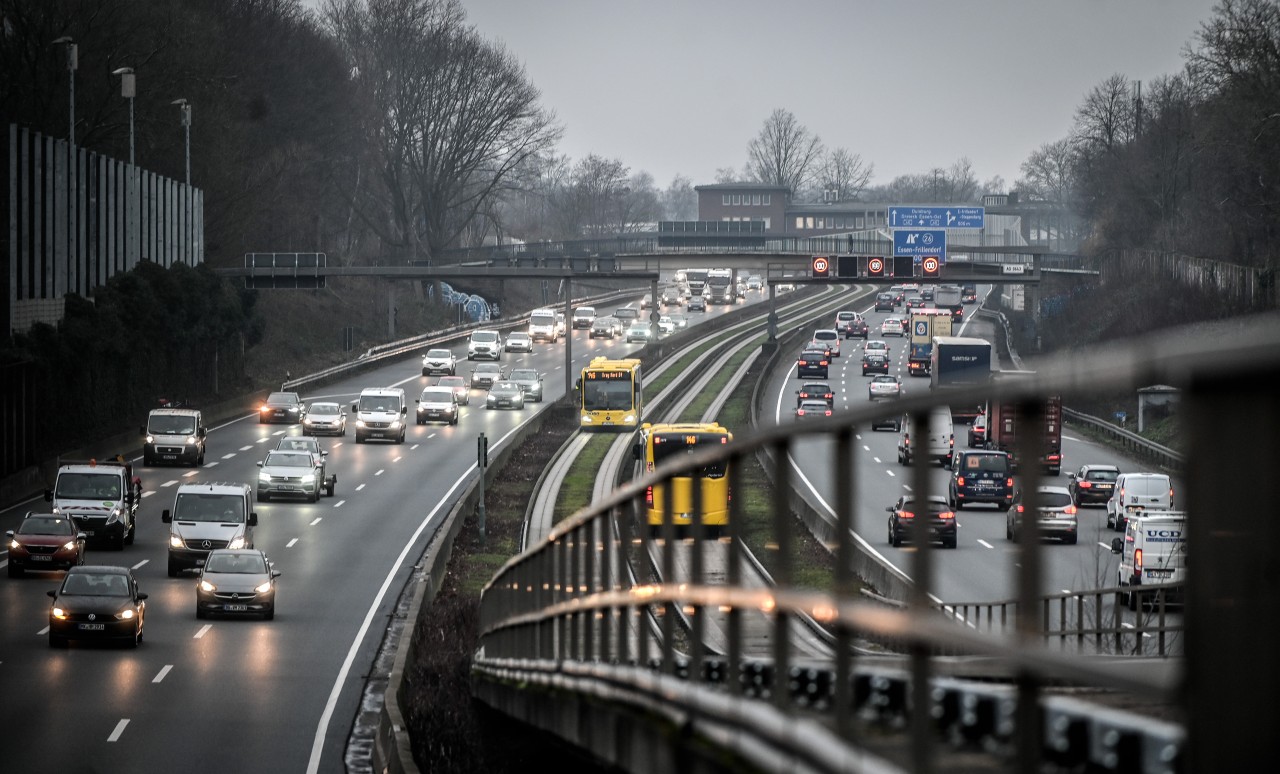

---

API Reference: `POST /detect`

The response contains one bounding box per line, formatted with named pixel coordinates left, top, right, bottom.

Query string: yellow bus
left=579, top=357, right=643, bottom=430
left=634, top=422, right=733, bottom=536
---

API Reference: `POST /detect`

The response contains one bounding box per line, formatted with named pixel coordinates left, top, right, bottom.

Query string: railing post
left=661, top=479, right=677, bottom=675
left=583, top=519, right=595, bottom=662
left=726, top=451, right=743, bottom=697
left=834, top=426, right=856, bottom=739
left=908, top=409, right=936, bottom=774
left=1014, top=399, right=1047, bottom=772
left=771, top=438, right=791, bottom=712
left=690, top=470, right=705, bottom=683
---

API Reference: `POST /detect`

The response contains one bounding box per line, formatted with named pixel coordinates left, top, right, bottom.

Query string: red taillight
left=1016, top=504, right=1024, bottom=513
left=1135, top=548, right=1143, bottom=571
left=939, top=511, right=955, bottom=520
left=956, top=476, right=965, bottom=486
left=1064, top=505, right=1077, bottom=514
left=1079, top=481, right=1092, bottom=489
left=1006, top=478, right=1014, bottom=487
left=797, top=359, right=804, bottom=365
left=949, top=436, right=955, bottom=448
left=1047, top=454, right=1061, bottom=462
left=820, top=360, right=828, bottom=366
left=796, top=409, right=805, bottom=416
left=259, top=406, right=270, bottom=412
left=824, top=410, right=832, bottom=416
left=899, top=510, right=914, bottom=519
left=645, top=486, right=653, bottom=506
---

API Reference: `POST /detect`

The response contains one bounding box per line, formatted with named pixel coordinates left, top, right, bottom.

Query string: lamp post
left=171, top=98, right=191, bottom=185
left=52, top=37, right=77, bottom=146
left=112, top=67, right=136, bottom=166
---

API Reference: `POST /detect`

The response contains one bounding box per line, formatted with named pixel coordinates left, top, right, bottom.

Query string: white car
left=658, top=316, right=675, bottom=336
left=626, top=322, right=651, bottom=343
left=505, top=332, right=533, bottom=353
left=421, top=348, right=456, bottom=376
left=881, top=318, right=905, bottom=337
left=811, top=329, right=841, bottom=357
left=863, top=339, right=890, bottom=358
left=868, top=375, right=903, bottom=400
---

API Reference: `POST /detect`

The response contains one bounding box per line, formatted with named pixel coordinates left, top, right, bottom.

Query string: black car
left=1067, top=464, right=1121, bottom=506
left=874, top=293, right=895, bottom=312
left=796, top=382, right=834, bottom=407
left=967, top=414, right=987, bottom=447
left=258, top=391, right=305, bottom=424
left=796, top=350, right=829, bottom=379
left=47, top=565, right=148, bottom=648
left=948, top=450, right=1014, bottom=510
left=861, top=352, right=890, bottom=375
left=196, top=549, right=280, bottom=620
left=886, top=495, right=957, bottom=548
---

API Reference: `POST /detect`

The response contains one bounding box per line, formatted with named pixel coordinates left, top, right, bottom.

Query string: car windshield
left=509, top=333, right=530, bottom=340
left=963, top=455, right=1009, bottom=473
left=358, top=395, right=401, bottom=411
left=492, top=383, right=519, bottom=395
left=510, top=370, right=538, bottom=381
left=205, top=553, right=267, bottom=574
left=55, top=472, right=121, bottom=500
left=277, top=438, right=318, bottom=453
left=799, top=401, right=828, bottom=411
left=1037, top=491, right=1074, bottom=508
left=18, top=517, right=74, bottom=535
left=814, top=331, right=837, bottom=340
left=148, top=415, right=196, bottom=434
left=476, top=364, right=501, bottom=374
left=420, top=389, right=453, bottom=402
left=472, top=331, right=498, bottom=342
left=61, top=572, right=130, bottom=596
left=530, top=313, right=554, bottom=326
left=268, top=392, right=297, bottom=404
left=439, top=377, right=464, bottom=388
left=173, top=492, right=247, bottom=523
left=309, top=403, right=340, bottom=416
left=616, top=309, right=637, bottom=318
left=426, top=349, right=451, bottom=359
left=872, top=376, right=896, bottom=384
left=1086, top=469, right=1120, bottom=481
left=265, top=451, right=313, bottom=468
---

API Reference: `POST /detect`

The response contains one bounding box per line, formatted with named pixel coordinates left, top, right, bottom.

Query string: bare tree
left=818, top=147, right=874, bottom=201
left=662, top=175, right=698, bottom=220
left=1018, top=138, right=1078, bottom=204
left=981, top=175, right=1007, bottom=196
left=713, top=166, right=742, bottom=184
left=745, top=108, right=824, bottom=197
left=1074, top=73, right=1137, bottom=157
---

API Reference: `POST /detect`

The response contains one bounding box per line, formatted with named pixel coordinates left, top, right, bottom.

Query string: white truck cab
left=528, top=308, right=559, bottom=343
left=1111, top=510, right=1187, bottom=610
left=45, top=459, right=141, bottom=549
left=352, top=387, right=408, bottom=444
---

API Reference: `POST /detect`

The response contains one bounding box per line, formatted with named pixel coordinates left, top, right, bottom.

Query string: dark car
left=886, top=495, right=957, bottom=549
left=796, top=382, right=834, bottom=407
left=904, top=296, right=924, bottom=311
left=1067, top=464, right=1121, bottom=506
left=486, top=381, right=525, bottom=410
left=1007, top=486, right=1078, bottom=544
left=258, top=391, right=305, bottom=424
left=948, top=450, right=1014, bottom=510
left=7, top=513, right=86, bottom=577
left=614, top=307, right=641, bottom=323
left=47, top=565, right=147, bottom=648
left=861, top=352, right=890, bottom=375
left=795, top=399, right=832, bottom=420
left=874, top=293, right=895, bottom=312
left=470, top=363, right=506, bottom=390
left=196, top=549, right=280, bottom=620
left=687, top=295, right=707, bottom=312
left=967, top=414, right=988, bottom=447
left=796, top=350, right=829, bottom=379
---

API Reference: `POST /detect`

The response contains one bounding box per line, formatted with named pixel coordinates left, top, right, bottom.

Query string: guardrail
left=473, top=309, right=1280, bottom=772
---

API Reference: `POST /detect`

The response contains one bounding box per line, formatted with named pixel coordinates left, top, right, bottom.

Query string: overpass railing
left=475, top=311, right=1280, bottom=772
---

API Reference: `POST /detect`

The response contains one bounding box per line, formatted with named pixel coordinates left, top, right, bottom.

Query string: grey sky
left=455, top=0, right=1219, bottom=192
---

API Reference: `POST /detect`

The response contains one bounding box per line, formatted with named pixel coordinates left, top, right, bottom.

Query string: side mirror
left=257, top=461, right=264, bottom=468
left=271, top=570, right=282, bottom=578
left=401, top=406, right=408, bottom=415
left=48, top=590, right=58, bottom=599
left=1066, top=472, right=1077, bottom=480
left=1110, top=538, right=1123, bottom=554
left=4, top=530, right=13, bottom=539
left=76, top=533, right=87, bottom=541
left=199, top=427, right=207, bottom=438
left=161, top=509, right=172, bottom=523
left=885, top=506, right=895, bottom=512
left=249, top=512, right=259, bottom=527
left=351, top=403, right=358, bottom=413
left=136, top=592, right=149, bottom=601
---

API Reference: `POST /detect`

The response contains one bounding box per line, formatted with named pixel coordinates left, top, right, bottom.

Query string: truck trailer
left=985, top=374, right=1064, bottom=475
left=908, top=309, right=953, bottom=377
left=930, top=336, right=993, bottom=421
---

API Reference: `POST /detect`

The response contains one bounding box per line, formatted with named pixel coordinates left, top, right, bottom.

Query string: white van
left=351, top=387, right=408, bottom=444
left=897, top=405, right=955, bottom=467
left=572, top=306, right=596, bottom=329
left=162, top=482, right=256, bottom=576
left=528, top=308, right=559, bottom=343
left=1106, top=472, right=1173, bottom=531
left=1111, top=510, right=1187, bottom=610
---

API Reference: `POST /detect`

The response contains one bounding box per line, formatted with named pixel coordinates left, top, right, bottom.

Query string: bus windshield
left=583, top=380, right=633, bottom=411
left=652, top=434, right=727, bottom=478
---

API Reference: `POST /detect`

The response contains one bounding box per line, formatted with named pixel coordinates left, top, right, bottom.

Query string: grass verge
left=553, top=433, right=612, bottom=523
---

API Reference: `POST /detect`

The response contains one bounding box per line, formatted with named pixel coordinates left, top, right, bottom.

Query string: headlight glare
left=228, top=536, right=246, bottom=550
left=170, top=535, right=185, bottom=548
left=52, top=607, right=68, bottom=619
left=119, top=609, right=135, bottom=620
left=254, top=581, right=272, bottom=594
left=199, top=580, right=216, bottom=592
left=62, top=540, right=77, bottom=551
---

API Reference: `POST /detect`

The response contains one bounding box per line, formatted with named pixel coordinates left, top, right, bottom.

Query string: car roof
left=799, top=399, right=829, bottom=408
left=1031, top=485, right=1072, bottom=495
left=67, top=564, right=130, bottom=575
left=900, top=494, right=949, bottom=504
left=1082, top=463, right=1120, bottom=471
left=801, top=381, right=831, bottom=388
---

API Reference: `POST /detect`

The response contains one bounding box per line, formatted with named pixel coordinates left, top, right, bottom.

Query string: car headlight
left=259, top=472, right=271, bottom=482
left=8, top=538, right=19, bottom=549
left=389, top=420, right=401, bottom=429
left=303, top=417, right=314, bottom=425
left=356, top=420, right=367, bottom=428
left=228, top=536, right=246, bottom=550
left=106, top=507, right=122, bottom=524
left=119, top=609, right=135, bottom=620
left=254, top=581, right=272, bottom=594
left=624, top=415, right=636, bottom=423
left=200, top=580, right=217, bottom=592
left=186, top=435, right=198, bottom=445
left=302, top=474, right=315, bottom=483
left=62, top=540, right=77, bottom=551
left=145, top=434, right=155, bottom=443
left=170, top=535, right=185, bottom=548
left=52, top=606, right=68, bottom=619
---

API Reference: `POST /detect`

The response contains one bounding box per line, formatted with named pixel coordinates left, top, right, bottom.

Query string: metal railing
left=474, top=310, right=1280, bottom=772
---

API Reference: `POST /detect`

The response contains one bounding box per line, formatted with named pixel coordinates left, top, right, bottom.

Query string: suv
left=162, top=482, right=257, bottom=576
left=887, top=495, right=957, bottom=549
left=470, top=363, right=506, bottom=390
left=509, top=368, right=545, bottom=402
left=898, top=406, right=954, bottom=467
left=415, top=386, right=460, bottom=425
left=1106, top=472, right=1173, bottom=531
left=467, top=330, right=503, bottom=360
left=1007, top=485, right=1078, bottom=544
left=258, top=391, right=305, bottom=424
left=948, top=450, right=1014, bottom=510
left=141, top=407, right=206, bottom=467
left=351, top=387, right=408, bottom=444
left=420, top=348, right=456, bottom=376
left=257, top=448, right=334, bottom=502
left=874, top=293, right=896, bottom=312
left=796, top=349, right=828, bottom=379
left=44, top=459, right=141, bottom=549
left=1067, top=463, right=1120, bottom=506
left=812, top=329, right=841, bottom=358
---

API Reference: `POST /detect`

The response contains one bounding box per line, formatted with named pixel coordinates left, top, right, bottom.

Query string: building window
left=835, top=218, right=844, bottom=229
left=722, top=194, right=730, bottom=206
left=856, top=216, right=864, bottom=229
left=752, top=194, right=761, bottom=205
left=794, top=216, right=804, bottom=230
left=763, top=194, right=771, bottom=205
left=763, top=217, right=771, bottom=229
left=732, top=195, right=741, bottom=205
left=826, top=217, right=834, bottom=229
left=806, top=217, right=815, bottom=229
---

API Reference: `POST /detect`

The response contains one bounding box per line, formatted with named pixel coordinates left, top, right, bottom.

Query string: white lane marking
left=374, top=469, right=385, bottom=476
left=221, top=453, right=236, bottom=460
left=1061, top=589, right=1072, bottom=594
left=903, top=485, right=913, bottom=491
left=1097, top=542, right=1111, bottom=550
left=203, top=462, right=218, bottom=468
left=1120, top=622, right=1153, bottom=638
left=977, top=539, right=995, bottom=549
left=273, top=430, right=286, bottom=436
left=1063, top=435, right=1083, bottom=442
left=873, top=457, right=882, bottom=464
left=427, top=434, right=437, bottom=440
left=333, top=500, right=345, bottom=508
left=107, top=719, right=130, bottom=742
left=131, top=559, right=148, bottom=570
left=240, top=445, right=254, bottom=451
left=393, top=456, right=402, bottom=462
left=38, top=626, right=50, bottom=635
left=410, top=444, right=420, bottom=450
left=257, top=437, right=270, bottom=444
left=309, top=518, right=322, bottom=526
left=286, top=538, right=299, bottom=548
left=355, top=484, right=366, bottom=491
left=142, top=491, right=155, bottom=498
left=855, top=434, right=862, bottom=440
left=194, top=624, right=212, bottom=639
left=152, top=665, right=173, bottom=683
left=161, top=480, right=178, bottom=488
left=886, top=470, right=896, bottom=477
left=863, top=445, right=871, bottom=451
left=183, top=470, right=199, bottom=477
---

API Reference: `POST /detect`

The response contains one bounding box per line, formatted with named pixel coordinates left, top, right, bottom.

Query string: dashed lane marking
left=194, top=624, right=212, bottom=639
left=309, top=518, right=322, bottom=526
left=153, top=665, right=173, bottom=683
left=107, top=719, right=130, bottom=742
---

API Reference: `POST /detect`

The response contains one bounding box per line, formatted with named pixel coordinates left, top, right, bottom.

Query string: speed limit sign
left=811, top=256, right=830, bottom=277
left=922, top=256, right=940, bottom=276
left=868, top=257, right=885, bottom=277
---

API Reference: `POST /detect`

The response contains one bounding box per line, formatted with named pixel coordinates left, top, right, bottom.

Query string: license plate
left=30, top=555, right=52, bottom=562
left=1146, top=569, right=1173, bottom=579
left=78, top=623, right=105, bottom=631
left=163, top=455, right=177, bottom=460
left=84, top=531, right=95, bottom=537
left=196, top=558, right=206, bottom=566
left=224, top=604, right=247, bottom=612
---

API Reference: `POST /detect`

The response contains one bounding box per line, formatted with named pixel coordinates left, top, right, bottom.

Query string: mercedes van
left=162, top=482, right=256, bottom=576
left=1106, top=472, right=1174, bottom=531
left=352, top=387, right=408, bottom=444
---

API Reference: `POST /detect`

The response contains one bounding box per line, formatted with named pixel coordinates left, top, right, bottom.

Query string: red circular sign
left=868, top=258, right=884, bottom=273
left=923, top=257, right=939, bottom=273
left=812, top=256, right=829, bottom=274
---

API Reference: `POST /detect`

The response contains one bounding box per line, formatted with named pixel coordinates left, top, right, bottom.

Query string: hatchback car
left=904, top=296, right=924, bottom=311
left=196, top=549, right=280, bottom=620
left=863, top=339, right=890, bottom=357
left=505, top=332, right=534, bottom=353
left=420, top=348, right=456, bottom=376
left=967, top=414, right=988, bottom=447
left=886, top=495, right=957, bottom=549
left=302, top=401, right=346, bottom=436
left=1067, top=464, right=1120, bottom=506
left=614, top=307, right=640, bottom=323
left=470, top=363, right=506, bottom=390
left=796, top=349, right=829, bottom=379
left=7, top=513, right=85, bottom=577
left=486, top=382, right=525, bottom=410
left=415, top=386, right=460, bottom=425
left=1007, top=486, right=1079, bottom=544
left=626, top=322, right=652, bottom=343
left=47, top=565, right=147, bottom=648
left=687, top=296, right=707, bottom=312
left=794, top=399, right=832, bottom=420
left=437, top=375, right=470, bottom=406
left=868, top=374, right=903, bottom=400
left=861, top=352, right=890, bottom=375
left=874, top=293, right=896, bottom=312
left=881, top=318, right=905, bottom=337
left=590, top=317, right=617, bottom=339
left=508, top=368, right=544, bottom=402
left=258, top=391, right=305, bottom=424
left=746, top=276, right=763, bottom=290
left=796, top=382, right=834, bottom=407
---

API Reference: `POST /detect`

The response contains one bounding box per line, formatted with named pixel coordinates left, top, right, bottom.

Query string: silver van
left=141, top=408, right=206, bottom=467
left=352, top=387, right=408, bottom=444
left=1111, top=510, right=1187, bottom=609
left=162, top=482, right=256, bottom=576
left=898, top=405, right=955, bottom=467
left=1106, top=472, right=1173, bottom=531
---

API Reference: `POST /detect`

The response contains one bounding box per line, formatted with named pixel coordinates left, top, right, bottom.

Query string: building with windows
left=694, top=183, right=889, bottom=237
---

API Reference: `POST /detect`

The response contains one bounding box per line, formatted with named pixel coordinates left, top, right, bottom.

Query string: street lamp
left=52, top=36, right=77, bottom=146
left=171, top=98, right=191, bottom=186
left=112, top=67, right=136, bottom=166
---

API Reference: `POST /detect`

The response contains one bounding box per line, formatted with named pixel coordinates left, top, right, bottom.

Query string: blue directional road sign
left=888, top=206, right=984, bottom=229
left=893, top=229, right=946, bottom=258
